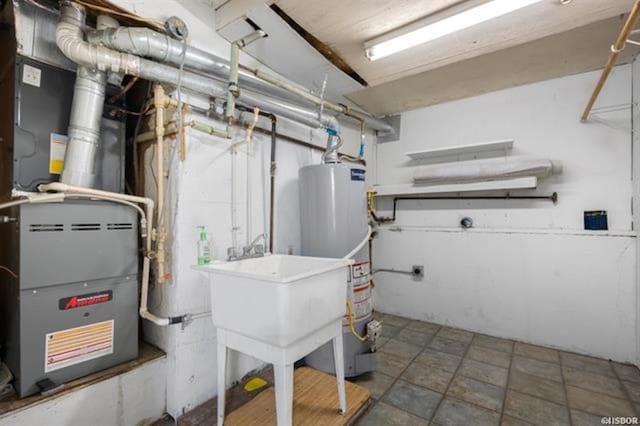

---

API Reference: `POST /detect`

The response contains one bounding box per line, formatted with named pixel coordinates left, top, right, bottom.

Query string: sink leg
left=274, top=363, right=294, bottom=426
left=332, top=328, right=347, bottom=415
left=217, top=342, right=227, bottom=426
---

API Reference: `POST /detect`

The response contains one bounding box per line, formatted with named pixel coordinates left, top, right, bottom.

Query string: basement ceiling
left=264, top=0, right=635, bottom=115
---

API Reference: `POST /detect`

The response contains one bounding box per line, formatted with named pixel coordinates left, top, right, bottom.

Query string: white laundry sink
left=195, top=254, right=353, bottom=347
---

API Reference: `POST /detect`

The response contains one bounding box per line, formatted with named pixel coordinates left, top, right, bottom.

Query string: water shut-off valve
left=366, top=319, right=383, bottom=352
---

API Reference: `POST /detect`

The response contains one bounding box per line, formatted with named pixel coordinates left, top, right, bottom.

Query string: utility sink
left=195, top=254, right=353, bottom=347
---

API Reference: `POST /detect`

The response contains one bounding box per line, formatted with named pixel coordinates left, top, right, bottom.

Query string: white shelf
left=372, top=177, right=537, bottom=197
left=405, top=139, right=514, bottom=161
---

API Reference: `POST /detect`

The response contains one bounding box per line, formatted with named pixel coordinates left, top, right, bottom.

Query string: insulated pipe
left=86, top=27, right=303, bottom=105
left=60, top=9, right=112, bottom=188
left=61, top=66, right=107, bottom=187
left=85, top=25, right=394, bottom=134
left=56, top=2, right=341, bottom=131
left=153, top=85, right=177, bottom=283
left=412, top=157, right=563, bottom=184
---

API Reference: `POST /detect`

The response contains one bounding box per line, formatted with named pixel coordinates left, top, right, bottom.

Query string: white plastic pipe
left=412, top=156, right=562, bottom=184
left=37, top=182, right=172, bottom=326
left=343, top=225, right=372, bottom=260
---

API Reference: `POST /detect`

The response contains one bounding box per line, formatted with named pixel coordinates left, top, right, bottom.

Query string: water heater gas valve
left=366, top=320, right=383, bottom=352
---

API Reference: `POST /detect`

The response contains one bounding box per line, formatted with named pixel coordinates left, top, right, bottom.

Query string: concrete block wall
left=372, top=65, right=638, bottom=363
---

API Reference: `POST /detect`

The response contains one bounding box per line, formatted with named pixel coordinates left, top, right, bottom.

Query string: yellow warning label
left=50, top=160, right=64, bottom=175
left=49, top=133, right=68, bottom=175
left=45, top=320, right=114, bottom=373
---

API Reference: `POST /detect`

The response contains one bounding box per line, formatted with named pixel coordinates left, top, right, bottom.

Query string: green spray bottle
left=197, top=226, right=211, bottom=265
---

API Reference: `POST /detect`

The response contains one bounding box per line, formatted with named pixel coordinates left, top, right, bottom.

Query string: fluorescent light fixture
left=365, top=0, right=544, bottom=61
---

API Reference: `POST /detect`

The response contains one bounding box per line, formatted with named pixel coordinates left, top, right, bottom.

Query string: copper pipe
left=581, top=1, right=640, bottom=122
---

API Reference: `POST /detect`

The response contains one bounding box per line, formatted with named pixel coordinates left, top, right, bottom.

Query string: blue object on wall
left=584, top=210, right=608, bottom=230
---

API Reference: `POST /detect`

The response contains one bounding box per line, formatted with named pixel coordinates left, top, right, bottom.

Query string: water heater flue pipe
left=61, top=66, right=107, bottom=188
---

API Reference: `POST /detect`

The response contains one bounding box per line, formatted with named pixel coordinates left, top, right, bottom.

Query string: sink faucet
left=227, top=233, right=267, bottom=261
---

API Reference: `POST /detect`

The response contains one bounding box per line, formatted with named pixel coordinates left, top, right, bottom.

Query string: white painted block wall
left=108, top=0, right=375, bottom=418
left=373, top=65, right=637, bottom=363
left=0, top=357, right=166, bottom=426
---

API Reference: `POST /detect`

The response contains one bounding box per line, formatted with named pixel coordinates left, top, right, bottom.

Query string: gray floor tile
left=473, top=334, right=514, bottom=354
left=501, top=415, right=534, bottom=425
left=375, top=351, right=412, bottom=377
left=349, top=371, right=395, bottom=400
left=560, top=352, right=615, bottom=378
left=457, top=358, right=509, bottom=387
left=379, top=339, right=422, bottom=359
left=508, top=369, right=566, bottom=405
left=433, top=397, right=501, bottom=426
left=504, top=390, right=570, bottom=426
left=414, top=348, right=462, bottom=373
left=381, top=324, right=401, bottom=338
left=357, top=313, right=638, bottom=426
left=447, top=375, right=505, bottom=412
left=381, top=313, right=411, bottom=328
left=467, top=345, right=511, bottom=369
left=402, top=361, right=455, bottom=393
left=513, top=342, right=560, bottom=364
left=512, top=355, right=562, bottom=383
left=623, top=380, right=640, bottom=403
left=437, top=327, right=474, bottom=344
left=406, top=320, right=441, bottom=335
left=613, top=363, right=640, bottom=384
left=562, top=366, right=626, bottom=399
left=396, top=328, right=434, bottom=347
left=429, top=336, right=469, bottom=356
left=377, top=336, right=390, bottom=349
left=566, top=385, right=636, bottom=417
left=358, top=401, right=431, bottom=426
left=383, top=380, right=442, bottom=420
left=570, top=409, right=608, bottom=426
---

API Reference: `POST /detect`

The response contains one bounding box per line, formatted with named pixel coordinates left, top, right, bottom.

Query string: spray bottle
left=197, top=226, right=211, bottom=265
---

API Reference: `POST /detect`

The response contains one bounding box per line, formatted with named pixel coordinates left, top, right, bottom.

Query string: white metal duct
left=217, top=3, right=363, bottom=106
left=412, top=156, right=562, bottom=184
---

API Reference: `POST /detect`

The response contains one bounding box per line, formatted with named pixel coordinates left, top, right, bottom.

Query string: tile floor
left=350, top=312, right=640, bottom=426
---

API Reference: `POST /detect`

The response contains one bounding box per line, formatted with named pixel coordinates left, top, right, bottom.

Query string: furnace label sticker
left=22, top=64, right=41, bottom=87
left=49, top=134, right=68, bottom=175
left=45, top=320, right=114, bottom=373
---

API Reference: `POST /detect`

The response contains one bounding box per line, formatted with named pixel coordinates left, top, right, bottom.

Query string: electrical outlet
left=412, top=265, right=424, bottom=281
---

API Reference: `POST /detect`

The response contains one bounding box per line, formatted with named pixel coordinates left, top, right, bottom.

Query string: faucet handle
left=254, top=244, right=265, bottom=255
left=227, top=247, right=240, bottom=259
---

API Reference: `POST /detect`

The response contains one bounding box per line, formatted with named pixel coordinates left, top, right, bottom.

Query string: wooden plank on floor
left=225, top=367, right=370, bottom=425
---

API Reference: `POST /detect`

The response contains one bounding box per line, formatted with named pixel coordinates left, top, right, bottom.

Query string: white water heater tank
left=299, top=163, right=374, bottom=376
